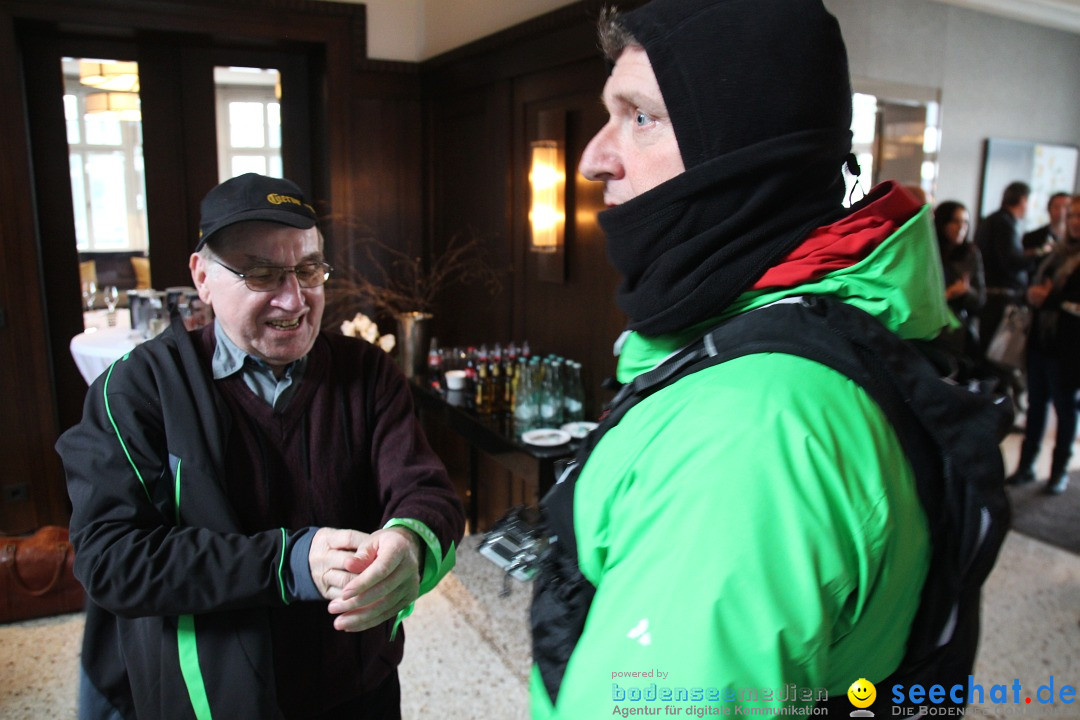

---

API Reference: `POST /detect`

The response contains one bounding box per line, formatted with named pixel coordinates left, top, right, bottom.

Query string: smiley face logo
left=847, top=678, right=877, bottom=708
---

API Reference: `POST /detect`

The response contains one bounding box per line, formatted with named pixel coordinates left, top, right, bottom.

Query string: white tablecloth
left=71, top=311, right=140, bottom=384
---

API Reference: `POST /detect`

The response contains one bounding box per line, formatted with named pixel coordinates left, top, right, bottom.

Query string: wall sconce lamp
left=529, top=140, right=564, bottom=254
left=529, top=109, right=568, bottom=283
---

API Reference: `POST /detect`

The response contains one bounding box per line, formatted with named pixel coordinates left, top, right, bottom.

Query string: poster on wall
left=979, top=138, right=1079, bottom=228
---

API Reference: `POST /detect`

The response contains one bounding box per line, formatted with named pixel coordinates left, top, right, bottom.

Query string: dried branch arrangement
left=324, top=233, right=503, bottom=326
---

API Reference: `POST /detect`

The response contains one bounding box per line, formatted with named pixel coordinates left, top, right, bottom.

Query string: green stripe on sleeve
left=177, top=614, right=214, bottom=720
left=383, top=517, right=455, bottom=595
left=102, top=359, right=152, bottom=502
left=277, top=528, right=289, bottom=605
left=383, top=518, right=456, bottom=639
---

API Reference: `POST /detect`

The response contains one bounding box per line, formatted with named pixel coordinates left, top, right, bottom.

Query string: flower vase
left=395, top=311, right=433, bottom=380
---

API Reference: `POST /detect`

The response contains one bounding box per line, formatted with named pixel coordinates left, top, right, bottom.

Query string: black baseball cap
left=195, top=173, right=318, bottom=251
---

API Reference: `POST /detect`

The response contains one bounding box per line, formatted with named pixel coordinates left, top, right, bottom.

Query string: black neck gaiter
left=602, top=129, right=850, bottom=336
left=605, top=0, right=855, bottom=337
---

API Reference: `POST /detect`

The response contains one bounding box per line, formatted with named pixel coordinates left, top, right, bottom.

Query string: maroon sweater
left=193, top=326, right=464, bottom=717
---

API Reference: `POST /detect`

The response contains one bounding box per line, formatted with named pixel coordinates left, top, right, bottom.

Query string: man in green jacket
left=530, top=1, right=952, bottom=717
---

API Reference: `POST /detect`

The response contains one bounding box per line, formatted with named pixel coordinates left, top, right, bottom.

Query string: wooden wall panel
left=19, top=27, right=87, bottom=435
left=0, top=13, right=69, bottom=531
left=321, top=64, right=425, bottom=333
left=424, top=7, right=629, bottom=418
left=424, top=83, right=515, bottom=348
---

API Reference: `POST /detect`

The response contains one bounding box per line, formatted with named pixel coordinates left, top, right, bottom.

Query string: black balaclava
left=600, top=0, right=854, bottom=337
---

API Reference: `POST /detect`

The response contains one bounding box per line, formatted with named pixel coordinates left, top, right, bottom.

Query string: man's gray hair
left=597, top=6, right=640, bottom=62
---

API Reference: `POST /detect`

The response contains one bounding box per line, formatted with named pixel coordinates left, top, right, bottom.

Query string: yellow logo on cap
left=267, top=193, right=302, bottom=206
left=266, top=193, right=315, bottom=215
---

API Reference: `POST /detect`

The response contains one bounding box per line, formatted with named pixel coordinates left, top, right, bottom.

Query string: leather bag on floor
left=0, top=526, right=85, bottom=623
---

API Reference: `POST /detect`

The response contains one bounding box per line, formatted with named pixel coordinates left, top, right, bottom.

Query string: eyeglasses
left=214, top=259, right=333, bottom=292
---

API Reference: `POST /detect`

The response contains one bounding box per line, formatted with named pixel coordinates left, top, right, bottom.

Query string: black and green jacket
left=58, top=317, right=463, bottom=719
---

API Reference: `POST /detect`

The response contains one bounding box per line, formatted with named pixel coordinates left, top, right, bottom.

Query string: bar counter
left=408, top=378, right=580, bottom=531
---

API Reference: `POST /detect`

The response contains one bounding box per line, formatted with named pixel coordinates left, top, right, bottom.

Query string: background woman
left=934, top=200, right=986, bottom=379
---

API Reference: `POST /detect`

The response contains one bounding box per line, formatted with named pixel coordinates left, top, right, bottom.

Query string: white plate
left=521, top=428, right=572, bottom=447
left=560, top=421, right=598, bottom=439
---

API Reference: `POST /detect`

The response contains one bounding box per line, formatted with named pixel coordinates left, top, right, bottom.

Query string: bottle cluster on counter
left=426, top=340, right=586, bottom=429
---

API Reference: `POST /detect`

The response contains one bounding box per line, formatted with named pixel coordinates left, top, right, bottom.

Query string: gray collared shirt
left=211, top=321, right=307, bottom=411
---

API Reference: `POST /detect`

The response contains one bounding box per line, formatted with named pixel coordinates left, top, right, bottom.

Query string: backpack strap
left=531, top=296, right=1011, bottom=707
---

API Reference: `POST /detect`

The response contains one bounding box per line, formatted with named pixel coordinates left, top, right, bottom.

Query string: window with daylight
left=63, top=57, right=149, bottom=252
left=215, top=66, right=282, bottom=182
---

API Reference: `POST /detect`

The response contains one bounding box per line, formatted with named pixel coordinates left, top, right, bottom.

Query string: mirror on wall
left=214, top=66, right=282, bottom=182
left=979, top=138, right=1079, bottom=228
left=846, top=78, right=941, bottom=205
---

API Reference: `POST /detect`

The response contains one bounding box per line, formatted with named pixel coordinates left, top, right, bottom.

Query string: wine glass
left=81, top=281, right=97, bottom=312
left=102, top=285, right=120, bottom=325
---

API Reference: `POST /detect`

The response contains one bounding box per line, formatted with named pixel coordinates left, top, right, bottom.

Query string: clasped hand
left=308, top=526, right=421, bottom=633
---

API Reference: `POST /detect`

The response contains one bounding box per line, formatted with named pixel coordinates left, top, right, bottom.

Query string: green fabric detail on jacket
left=277, top=528, right=290, bottom=606
left=383, top=517, right=457, bottom=639
left=728, top=205, right=949, bottom=339
left=177, top=614, right=214, bottom=720
left=103, top=359, right=152, bottom=503
left=174, top=458, right=182, bottom=527
left=171, top=462, right=213, bottom=719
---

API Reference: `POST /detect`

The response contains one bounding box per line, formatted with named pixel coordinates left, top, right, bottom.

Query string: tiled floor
left=973, top=531, right=1080, bottom=719
left=969, top=429, right=1080, bottom=720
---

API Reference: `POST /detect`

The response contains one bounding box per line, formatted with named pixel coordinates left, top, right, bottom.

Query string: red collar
left=752, top=181, right=922, bottom=290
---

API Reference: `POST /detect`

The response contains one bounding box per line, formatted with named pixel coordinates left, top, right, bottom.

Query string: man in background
left=976, top=180, right=1030, bottom=357
left=58, top=173, right=464, bottom=720
left=1022, top=191, right=1071, bottom=275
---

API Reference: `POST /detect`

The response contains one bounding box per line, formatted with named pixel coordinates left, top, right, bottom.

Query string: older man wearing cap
left=57, top=173, right=464, bottom=720
left=528, top=1, right=1005, bottom=718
